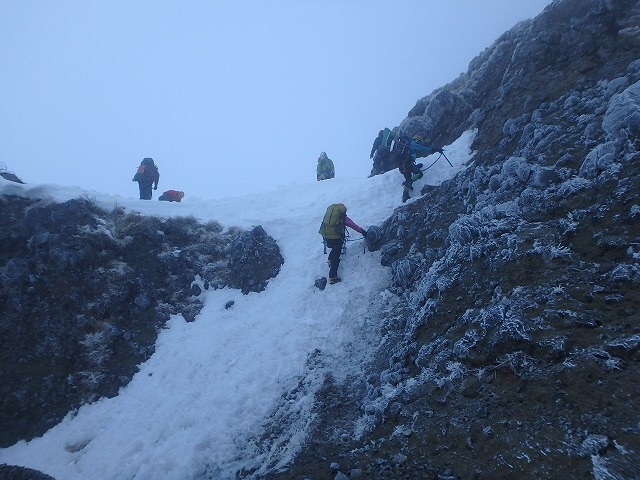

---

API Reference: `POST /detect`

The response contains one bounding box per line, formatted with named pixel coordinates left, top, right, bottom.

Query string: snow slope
left=0, top=131, right=474, bottom=479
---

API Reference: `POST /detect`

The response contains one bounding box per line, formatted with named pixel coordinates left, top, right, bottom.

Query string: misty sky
left=1, top=0, right=552, bottom=200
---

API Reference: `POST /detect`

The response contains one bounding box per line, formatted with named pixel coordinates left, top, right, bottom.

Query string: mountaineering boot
left=402, top=190, right=410, bottom=203
left=328, top=277, right=342, bottom=284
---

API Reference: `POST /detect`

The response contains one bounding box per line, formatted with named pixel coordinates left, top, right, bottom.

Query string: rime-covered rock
left=228, top=225, right=284, bottom=294
left=268, top=1, right=640, bottom=479
left=0, top=170, right=25, bottom=184
left=0, top=197, right=282, bottom=448
left=0, top=464, right=56, bottom=480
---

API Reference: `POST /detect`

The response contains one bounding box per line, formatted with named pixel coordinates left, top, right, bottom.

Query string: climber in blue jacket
left=397, top=135, right=442, bottom=202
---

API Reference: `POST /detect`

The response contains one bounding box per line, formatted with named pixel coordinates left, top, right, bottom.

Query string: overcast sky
left=1, top=0, right=552, bottom=200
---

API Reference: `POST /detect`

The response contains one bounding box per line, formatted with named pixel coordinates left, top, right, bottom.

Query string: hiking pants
left=326, top=238, right=344, bottom=278
left=401, top=162, right=423, bottom=189
left=138, top=181, right=153, bottom=200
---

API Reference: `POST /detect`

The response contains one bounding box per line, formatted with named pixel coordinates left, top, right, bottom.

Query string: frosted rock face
left=602, top=80, right=640, bottom=140
left=580, top=141, right=618, bottom=179
left=284, top=1, right=640, bottom=480
left=0, top=198, right=283, bottom=447
left=578, top=80, right=640, bottom=179
left=228, top=225, right=284, bottom=294
left=529, top=166, right=560, bottom=189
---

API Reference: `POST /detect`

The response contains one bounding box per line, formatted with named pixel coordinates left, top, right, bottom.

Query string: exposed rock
left=0, top=171, right=25, bottom=184
left=0, top=197, right=282, bottom=447
left=228, top=225, right=284, bottom=294
left=315, top=277, right=328, bottom=290
left=0, top=464, right=56, bottom=479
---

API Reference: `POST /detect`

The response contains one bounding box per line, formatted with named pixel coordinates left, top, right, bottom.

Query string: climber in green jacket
left=316, top=152, right=335, bottom=181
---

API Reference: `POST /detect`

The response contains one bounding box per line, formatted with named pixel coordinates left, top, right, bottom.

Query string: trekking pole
left=441, top=151, right=453, bottom=167
left=420, top=151, right=454, bottom=172
left=342, top=230, right=349, bottom=254
left=421, top=156, right=441, bottom=172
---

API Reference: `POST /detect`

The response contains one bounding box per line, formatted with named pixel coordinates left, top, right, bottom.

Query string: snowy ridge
left=0, top=133, right=474, bottom=479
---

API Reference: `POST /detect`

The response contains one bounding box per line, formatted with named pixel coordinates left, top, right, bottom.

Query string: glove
left=362, top=230, right=368, bottom=238
left=154, top=185, right=158, bottom=190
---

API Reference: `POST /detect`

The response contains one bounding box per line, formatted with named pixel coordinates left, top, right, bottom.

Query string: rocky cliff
left=0, top=195, right=283, bottom=449
left=266, top=0, right=640, bottom=479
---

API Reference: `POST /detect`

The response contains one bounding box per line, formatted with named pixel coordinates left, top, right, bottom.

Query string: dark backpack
left=318, top=203, right=347, bottom=240
left=147, top=164, right=159, bottom=182
left=391, top=135, right=412, bottom=158
left=136, top=158, right=159, bottom=183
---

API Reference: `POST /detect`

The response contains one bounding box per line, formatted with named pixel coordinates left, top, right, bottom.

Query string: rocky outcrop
left=0, top=171, right=24, bottom=184
left=0, top=464, right=56, bottom=480
left=266, top=1, right=640, bottom=478
left=402, top=0, right=640, bottom=155
left=0, top=197, right=283, bottom=447
left=228, top=225, right=284, bottom=294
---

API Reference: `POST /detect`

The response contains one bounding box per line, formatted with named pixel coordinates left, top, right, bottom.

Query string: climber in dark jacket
left=370, top=128, right=396, bottom=176
left=132, top=158, right=160, bottom=200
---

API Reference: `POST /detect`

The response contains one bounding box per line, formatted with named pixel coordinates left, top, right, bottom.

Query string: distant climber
left=318, top=203, right=367, bottom=284
left=316, top=152, right=335, bottom=181
left=158, top=190, right=185, bottom=202
left=132, top=157, right=160, bottom=200
left=390, top=135, right=442, bottom=202
left=370, top=128, right=396, bottom=176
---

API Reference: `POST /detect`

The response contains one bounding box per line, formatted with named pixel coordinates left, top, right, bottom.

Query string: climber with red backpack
left=318, top=203, right=367, bottom=284
left=132, top=157, right=160, bottom=200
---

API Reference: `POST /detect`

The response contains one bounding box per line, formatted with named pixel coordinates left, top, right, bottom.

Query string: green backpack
left=318, top=203, right=347, bottom=240
left=381, top=127, right=395, bottom=149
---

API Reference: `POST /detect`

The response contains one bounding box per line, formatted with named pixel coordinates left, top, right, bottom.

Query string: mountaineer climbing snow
left=316, top=152, right=335, bottom=181
left=390, top=135, right=443, bottom=202
left=132, top=158, right=160, bottom=200
left=370, top=127, right=396, bottom=176
left=318, top=203, right=367, bottom=285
